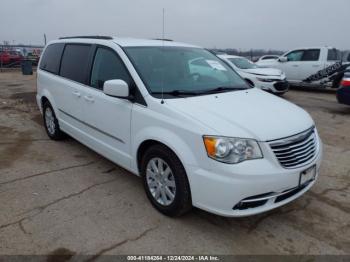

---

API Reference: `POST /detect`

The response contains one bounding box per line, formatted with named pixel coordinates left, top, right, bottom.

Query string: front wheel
left=141, top=144, right=192, bottom=217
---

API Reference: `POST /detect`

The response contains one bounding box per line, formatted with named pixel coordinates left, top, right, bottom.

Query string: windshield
left=124, top=47, right=249, bottom=97
left=228, top=57, right=258, bottom=70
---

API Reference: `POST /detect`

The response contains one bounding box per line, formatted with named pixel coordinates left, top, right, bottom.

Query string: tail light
left=341, top=79, right=350, bottom=87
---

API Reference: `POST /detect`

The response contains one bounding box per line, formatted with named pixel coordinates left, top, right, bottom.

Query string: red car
left=0, top=51, right=10, bottom=65
left=336, top=72, right=350, bottom=106
left=8, top=51, right=23, bottom=64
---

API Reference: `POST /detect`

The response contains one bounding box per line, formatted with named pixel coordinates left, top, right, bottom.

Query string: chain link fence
left=0, top=44, right=43, bottom=71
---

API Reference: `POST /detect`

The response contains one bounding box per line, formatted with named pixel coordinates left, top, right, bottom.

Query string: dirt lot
left=0, top=71, right=349, bottom=256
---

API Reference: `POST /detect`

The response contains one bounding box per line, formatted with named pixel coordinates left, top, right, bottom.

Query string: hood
left=166, top=88, right=314, bottom=141
left=243, top=68, right=282, bottom=76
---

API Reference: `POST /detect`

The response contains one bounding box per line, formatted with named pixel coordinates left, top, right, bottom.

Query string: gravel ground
left=0, top=72, right=349, bottom=256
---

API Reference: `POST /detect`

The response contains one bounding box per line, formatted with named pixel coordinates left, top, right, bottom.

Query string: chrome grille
left=270, top=128, right=318, bottom=169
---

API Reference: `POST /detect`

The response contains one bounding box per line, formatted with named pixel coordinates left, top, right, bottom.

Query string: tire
left=42, top=101, right=65, bottom=140
left=332, top=76, right=343, bottom=89
left=141, top=144, right=192, bottom=217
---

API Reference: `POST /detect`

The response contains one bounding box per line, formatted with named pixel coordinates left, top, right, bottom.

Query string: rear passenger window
left=39, top=43, right=64, bottom=74
left=301, top=49, right=320, bottom=61
left=60, top=44, right=91, bottom=84
left=327, top=49, right=341, bottom=61
left=90, top=48, right=131, bottom=90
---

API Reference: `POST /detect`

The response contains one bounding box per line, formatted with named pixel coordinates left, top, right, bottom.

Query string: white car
left=256, top=47, right=347, bottom=88
left=219, top=55, right=289, bottom=94
left=37, top=36, right=322, bottom=217
left=258, top=55, right=280, bottom=62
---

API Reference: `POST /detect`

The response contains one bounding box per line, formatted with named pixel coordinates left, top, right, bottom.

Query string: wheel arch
left=133, top=128, right=200, bottom=177
left=41, top=96, right=49, bottom=108
left=245, top=78, right=255, bottom=87
left=136, top=139, right=188, bottom=174
left=39, top=89, right=59, bottom=117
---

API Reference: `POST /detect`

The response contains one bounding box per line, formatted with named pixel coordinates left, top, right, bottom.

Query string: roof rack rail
left=153, top=38, right=173, bottom=42
left=59, top=36, right=113, bottom=40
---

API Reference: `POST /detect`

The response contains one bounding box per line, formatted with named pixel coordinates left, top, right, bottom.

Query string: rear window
left=39, top=43, right=64, bottom=74
left=301, top=49, right=320, bottom=61
left=60, top=44, right=91, bottom=84
left=327, top=49, right=341, bottom=61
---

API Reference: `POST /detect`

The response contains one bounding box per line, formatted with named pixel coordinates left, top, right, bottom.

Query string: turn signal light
left=203, top=137, right=217, bottom=157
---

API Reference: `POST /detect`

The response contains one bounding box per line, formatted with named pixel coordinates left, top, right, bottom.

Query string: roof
left=114, top=37, right=200, bottom=48
left=284, top=46, right=338, bottom=51
left=218, top=54, right=245, bottom=59
left=54, top=36, right=200, bottom=48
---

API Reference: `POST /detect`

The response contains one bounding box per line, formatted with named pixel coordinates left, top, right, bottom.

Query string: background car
left=336, top=71, right=350, bottom=105
left=8, top=51, right=23, bottom=65
left=218, top=55, right=289, bottom=94
left=26, top=52, right=40, bottom=65
left=0, top=51, right=11, bottom=65
left=257, top=55, right=280, bottom=62
left=256, top=47, right=347, bottom=88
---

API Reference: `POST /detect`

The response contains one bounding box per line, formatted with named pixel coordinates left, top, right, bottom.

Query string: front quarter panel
left=130, top=100, right=214, bottom=176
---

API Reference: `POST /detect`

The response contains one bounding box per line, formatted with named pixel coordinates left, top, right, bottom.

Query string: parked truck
left=256, top=47, right=350, bottom=88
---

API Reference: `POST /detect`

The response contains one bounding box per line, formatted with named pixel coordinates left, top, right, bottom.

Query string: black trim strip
left=58, top=109, right=125, bottom=144
left=267, top=126, right=315, bottom=143
left=59, top=36, right=113, bottom=40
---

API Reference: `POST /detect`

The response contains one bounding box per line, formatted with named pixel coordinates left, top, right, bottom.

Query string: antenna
left=162, top=8, right=165, bottom=41
left=161, top=8, right=165, bottom=104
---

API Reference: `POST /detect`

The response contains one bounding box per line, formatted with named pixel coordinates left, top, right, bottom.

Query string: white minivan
left=37, top=36, right=322, bottom=217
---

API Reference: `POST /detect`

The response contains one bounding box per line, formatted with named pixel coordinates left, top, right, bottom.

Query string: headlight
left=203, top=136, right=263, bottom=164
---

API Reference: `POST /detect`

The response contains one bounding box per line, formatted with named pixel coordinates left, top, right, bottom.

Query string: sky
left=1, top=0, right=349, bottom=50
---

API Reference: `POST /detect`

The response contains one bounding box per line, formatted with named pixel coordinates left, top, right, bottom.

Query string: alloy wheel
left=146, top=157, right=176, bottom=206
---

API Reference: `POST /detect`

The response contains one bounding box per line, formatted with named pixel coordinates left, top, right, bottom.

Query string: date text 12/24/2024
left=127, top=256, right=220, bottom=261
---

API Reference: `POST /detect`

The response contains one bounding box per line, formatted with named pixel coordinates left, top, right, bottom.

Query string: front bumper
left=256, top=80, right=289, bottom=94
left=186, top=142, right=322, bottom=217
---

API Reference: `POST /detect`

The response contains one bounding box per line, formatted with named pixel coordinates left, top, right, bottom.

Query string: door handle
left=72, top=91, right=81, bottom=98
left=84, top=95, right=94, bottom=103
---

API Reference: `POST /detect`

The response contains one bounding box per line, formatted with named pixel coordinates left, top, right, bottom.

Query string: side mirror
left=278, top=57, right=288, bottom=63
left=103, top=79, right=129, bottom=98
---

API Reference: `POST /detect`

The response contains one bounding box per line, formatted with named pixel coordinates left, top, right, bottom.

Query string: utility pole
left=0, top=44, right=2, bottom=72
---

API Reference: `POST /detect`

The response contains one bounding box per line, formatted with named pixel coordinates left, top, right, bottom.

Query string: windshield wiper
left=197, top=86, right=247, bottom=94
left=152, top=87, right=246, bottom=97
left=152, top=90, right=200, bottom=97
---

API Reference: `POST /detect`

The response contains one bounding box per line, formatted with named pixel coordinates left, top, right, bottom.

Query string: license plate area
left=299, top=165, right=316, bottom=187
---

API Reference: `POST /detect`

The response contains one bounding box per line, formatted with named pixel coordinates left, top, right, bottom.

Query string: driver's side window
left=285, top=50, right=304, bottom=62
left=90, top=47, right=131, bottom=90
